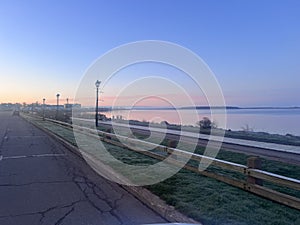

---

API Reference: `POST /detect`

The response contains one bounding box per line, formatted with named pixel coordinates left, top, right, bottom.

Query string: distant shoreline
left=97, top=106, right=300, bottom=111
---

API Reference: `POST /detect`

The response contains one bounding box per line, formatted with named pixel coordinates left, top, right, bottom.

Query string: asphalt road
left=0, top=111, right=166, bottom=225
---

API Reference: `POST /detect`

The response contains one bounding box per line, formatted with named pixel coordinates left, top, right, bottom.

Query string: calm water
left=101, top=108, right=300, bottom=136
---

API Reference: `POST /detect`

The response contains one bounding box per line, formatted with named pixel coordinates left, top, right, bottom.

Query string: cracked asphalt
left=0, top=111, right=166, bottom=225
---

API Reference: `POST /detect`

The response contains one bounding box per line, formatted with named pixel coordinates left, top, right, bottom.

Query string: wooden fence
left=24, top=115, right=300, bottom=210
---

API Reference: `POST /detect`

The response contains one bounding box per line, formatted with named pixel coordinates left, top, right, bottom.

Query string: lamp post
left=56, top=93, right=60, bottom=120
left=95, top=80, right=101, bottom=127
left=43, top=98, right=45, bottom=120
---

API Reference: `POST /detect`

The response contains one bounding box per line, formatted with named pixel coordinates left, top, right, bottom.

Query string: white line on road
left=2, top=153, right=66, bottom=160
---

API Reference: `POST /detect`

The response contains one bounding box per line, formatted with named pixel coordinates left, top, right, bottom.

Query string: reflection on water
left=101, top=108, right=300, bottom=136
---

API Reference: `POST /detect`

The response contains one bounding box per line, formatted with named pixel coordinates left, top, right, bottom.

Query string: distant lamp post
left=43, top=98, right=46, bottom=120
left=56, top=93, right=60, bottom=119
left=95, top=80, right=101, bottom=127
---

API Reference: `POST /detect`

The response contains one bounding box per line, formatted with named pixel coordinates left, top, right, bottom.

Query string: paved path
left=74, top=118, right=300, bottom=154
left=0, top=111, right=166, bottom=225
left=72, top=118, right=300, bottom=164
left=104, top=121, right=300, bottom=154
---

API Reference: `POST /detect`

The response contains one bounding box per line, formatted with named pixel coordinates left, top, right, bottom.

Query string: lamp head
left=95, top=80, right=101, bottom=88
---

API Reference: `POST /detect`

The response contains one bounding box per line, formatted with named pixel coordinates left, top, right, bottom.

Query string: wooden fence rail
left=24, top=115, right=300, bottom=210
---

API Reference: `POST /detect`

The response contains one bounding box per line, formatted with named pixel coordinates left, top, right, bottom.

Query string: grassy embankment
left=23, top=115, right=300, bottom=225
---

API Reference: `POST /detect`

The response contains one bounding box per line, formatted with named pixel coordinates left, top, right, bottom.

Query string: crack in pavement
left=39, top=200, right=82, bottom=223
left=39, top=199, right=85, bottom=225
left=55, top=155, right=126, bottom=225
left=0, top=199, right=85, bottom=220
left=53, top=206, right=75, bottom=225
left=2, top=153, right=66, bottom=160
left=47, top=155, right=119, bottom=217
left=0, top=180, right=73, bottom=187
left=71, top=172, right=126, bottom=225
left=41, top=133, right=68, bottom=155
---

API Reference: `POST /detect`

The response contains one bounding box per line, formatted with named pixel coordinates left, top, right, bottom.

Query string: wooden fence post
left=247, top=156, right=263, bottom=186
left=167, top=140, right=177, bottom=159
left=105, top=128, right=112, bottom=140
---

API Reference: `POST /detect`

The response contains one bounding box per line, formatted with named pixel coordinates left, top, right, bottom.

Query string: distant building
left=64, top=104, right=72, bottom=109
left=45, top=105, right=64, bottom=110
left=64, top=103, right=81, bottom=109
left=0, top=103, right=19, bottom=111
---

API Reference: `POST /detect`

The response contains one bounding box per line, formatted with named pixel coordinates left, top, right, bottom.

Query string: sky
left=0, top=0, right=299, bottom=107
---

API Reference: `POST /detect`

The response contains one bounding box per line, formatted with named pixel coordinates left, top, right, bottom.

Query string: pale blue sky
left=0, top=0, right=299, bottom=106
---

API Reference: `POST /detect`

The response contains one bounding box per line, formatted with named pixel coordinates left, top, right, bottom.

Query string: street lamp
left=43, top=98, right=45, bottom=120
left=95, top=80, right=101, bottom=127
left=56, top=93, right=60, bottom=119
